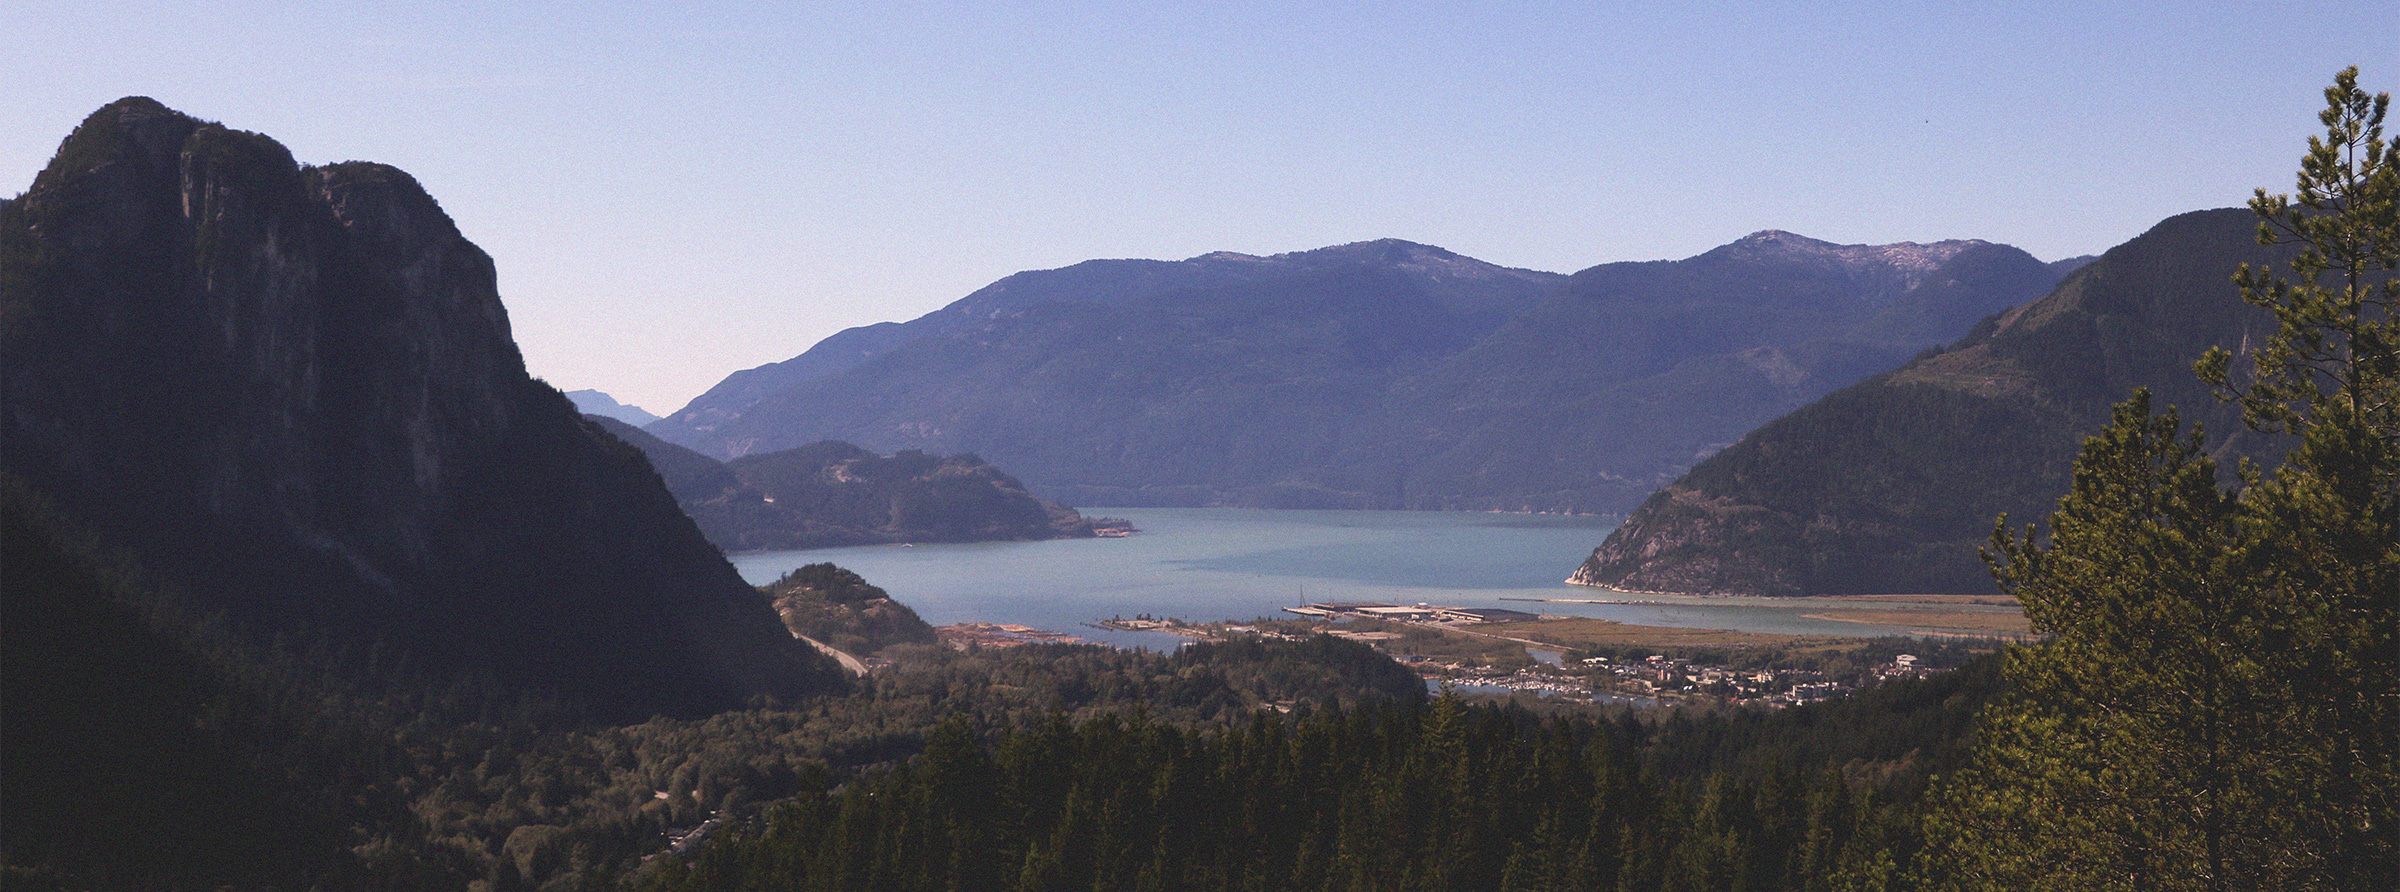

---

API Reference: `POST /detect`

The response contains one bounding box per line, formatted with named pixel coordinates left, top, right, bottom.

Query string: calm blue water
left=728, top=508, right=1949, bottom=649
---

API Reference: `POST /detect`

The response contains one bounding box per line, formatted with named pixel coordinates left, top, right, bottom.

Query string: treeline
left=376, top=637, right=1428, bottom=890
left=638, top=661, right=1998, bottom=892
left=388, top=636, right=1425, bottom=890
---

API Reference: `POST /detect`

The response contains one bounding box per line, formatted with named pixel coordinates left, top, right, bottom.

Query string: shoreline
left=1520, top=592, right=2020, bottom=607
left=1797, top=610, right=2032, bottom=636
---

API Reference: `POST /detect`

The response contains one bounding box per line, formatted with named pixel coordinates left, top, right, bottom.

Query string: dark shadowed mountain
left=0, top=98, right=844, bottom=721
left=1570, top=208, right=2297, bottom=596
left=650, top=233, right=2066, bottom=512
left=591, top=415, right=1123, bottom=551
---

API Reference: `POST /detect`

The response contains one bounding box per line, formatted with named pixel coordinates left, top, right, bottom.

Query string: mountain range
left=1571, top=208, right=2297, bottom=596
left=649, top=234, right=2075, bottom=512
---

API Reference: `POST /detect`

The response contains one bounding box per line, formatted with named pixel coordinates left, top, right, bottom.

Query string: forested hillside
left=762, top=563, right=940, bottom=657
left=592, top=417, right=1125, bottom=551
left=1573, top=207, right=2298, bottom=596
left=1912, top=68, right=2395, bottom=890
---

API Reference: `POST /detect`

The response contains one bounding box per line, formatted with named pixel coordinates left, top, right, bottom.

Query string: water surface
left=729, top=508, right=1958, bottom=649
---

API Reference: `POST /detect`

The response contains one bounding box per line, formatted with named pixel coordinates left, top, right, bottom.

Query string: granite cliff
left=1, top=98, right=843, bottom=720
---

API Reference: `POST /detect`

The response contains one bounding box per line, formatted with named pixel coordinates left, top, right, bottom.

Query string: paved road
left=793, top=633, right=868, bottom=675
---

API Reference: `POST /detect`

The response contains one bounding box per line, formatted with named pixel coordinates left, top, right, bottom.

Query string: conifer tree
left=1921, top=67, right=2396, bottom=892
left=2205, top=64, right=2397, bottom=891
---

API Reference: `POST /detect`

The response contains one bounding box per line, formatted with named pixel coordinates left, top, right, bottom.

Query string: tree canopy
left=1924, top=66, right=2397, bottom=892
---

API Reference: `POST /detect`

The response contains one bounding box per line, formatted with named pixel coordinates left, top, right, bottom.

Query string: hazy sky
left=6, top=2, right=2393, bottom=414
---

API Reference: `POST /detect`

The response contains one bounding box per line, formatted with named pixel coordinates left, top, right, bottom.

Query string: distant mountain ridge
left=568, top=388, right=660, bottom=425
left=653, top=239, right=1565, bottom=451
left=651, top=232, right=2067, bottom=512
left=1570, top=208, right=2295, bottom=596
left=1, top=98, right=842, bottom=720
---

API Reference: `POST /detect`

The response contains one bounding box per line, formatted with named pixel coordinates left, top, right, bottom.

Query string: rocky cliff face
left=1570, top=208, right=2296, bottom=596
left=2, top=98, right=841, bottom=717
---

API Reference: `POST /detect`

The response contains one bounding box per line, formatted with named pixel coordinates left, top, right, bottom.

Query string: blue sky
left=6, top=1, right=2393, bottom=414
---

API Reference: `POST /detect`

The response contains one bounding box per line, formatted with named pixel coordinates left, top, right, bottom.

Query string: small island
left=589, top=416, right=1133, bottom=552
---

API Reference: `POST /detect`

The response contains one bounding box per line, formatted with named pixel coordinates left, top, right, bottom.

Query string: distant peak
left=1734, top=230, right=1833, bottom=248
left=1732, top=229, right=1987, bottom=251
left=568, top=390, right=661, bottom=426
left=1267, top=239, right=1478, bottom=270
left=1715, top=229, right=2000, bottom=276
left=34, top=98, right=206, bottom=193
left=1181, top=239, right=1465, bottom=268
left=97, top=95, right=177, bottom=117
left=1284, top=238, right=1453, bottom=257
left=1188, top=250, right=1269, bottom=263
